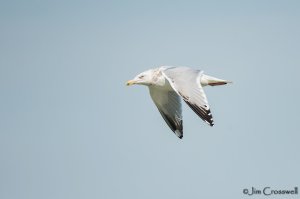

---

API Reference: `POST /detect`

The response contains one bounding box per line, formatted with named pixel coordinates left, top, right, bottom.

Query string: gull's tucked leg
left=201, top=74, right=232, bottom=87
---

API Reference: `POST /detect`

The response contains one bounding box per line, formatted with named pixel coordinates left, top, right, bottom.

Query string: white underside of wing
left=149, top=83, right=183, bottom=138
left=161, top=67, right=214, bottom=126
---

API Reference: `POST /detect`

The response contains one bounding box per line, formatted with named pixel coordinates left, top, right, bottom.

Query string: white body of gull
left=126, top=66, right=231, bottom=139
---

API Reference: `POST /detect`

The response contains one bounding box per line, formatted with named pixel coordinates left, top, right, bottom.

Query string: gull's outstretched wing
left=162, top=67, right=214, bottom=126
left=149, top=87, right=183, bottom=139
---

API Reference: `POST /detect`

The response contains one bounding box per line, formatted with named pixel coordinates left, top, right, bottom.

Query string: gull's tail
left=201, top=74, right=232, bottom=86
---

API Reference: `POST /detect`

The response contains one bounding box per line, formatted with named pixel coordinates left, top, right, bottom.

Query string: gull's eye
left=139, top=75, right=144, bottom=79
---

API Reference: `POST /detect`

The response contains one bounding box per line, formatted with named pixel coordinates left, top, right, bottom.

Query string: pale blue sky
left=0, top=1, right=299, bottom=199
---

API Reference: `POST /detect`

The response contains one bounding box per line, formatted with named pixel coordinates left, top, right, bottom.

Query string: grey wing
left=162, top=67, right=214, bottom=126
left=149, top=87, right=183, bottom=139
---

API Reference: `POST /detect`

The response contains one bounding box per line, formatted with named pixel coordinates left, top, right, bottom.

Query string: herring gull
left=126, top=66, right=231, bottom=139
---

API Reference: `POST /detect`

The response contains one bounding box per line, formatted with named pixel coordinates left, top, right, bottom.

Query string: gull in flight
left=126, top=66, right=231, bottom=139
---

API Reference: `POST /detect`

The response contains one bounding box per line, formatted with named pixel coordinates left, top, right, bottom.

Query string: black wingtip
left=184, top=101, right=214, bottom=126
left=207, top=120, right=214, bottom=127
left=174, top=129, right=183, bottom=139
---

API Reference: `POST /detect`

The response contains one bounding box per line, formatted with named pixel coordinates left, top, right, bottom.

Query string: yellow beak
left=126, top=80, right=136, bottom=86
